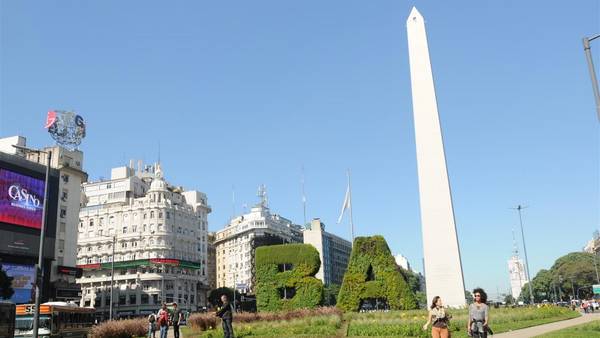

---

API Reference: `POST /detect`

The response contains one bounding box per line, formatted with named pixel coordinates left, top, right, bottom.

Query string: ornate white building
left=214, top=186, right=303, bottom=293
left=76, top=163, right=210, bottom=318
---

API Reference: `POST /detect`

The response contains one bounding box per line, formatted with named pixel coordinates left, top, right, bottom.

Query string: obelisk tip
left=407, top=6, right=423, bottom=24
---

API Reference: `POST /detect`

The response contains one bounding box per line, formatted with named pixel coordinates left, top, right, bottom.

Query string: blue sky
left=1, top=1, right=598, bottom=300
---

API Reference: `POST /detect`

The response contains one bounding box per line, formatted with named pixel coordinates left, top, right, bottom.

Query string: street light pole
left=514, top=205, right=535, bottom=305
left=14, top=145, right=51, bottom=338
left=583, top=34, right=600, bottom=122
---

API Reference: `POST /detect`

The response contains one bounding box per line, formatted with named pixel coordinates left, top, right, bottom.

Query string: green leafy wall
left=255, top=243, right=323, bottom=311
left=337, top=236, right=417, bottom=311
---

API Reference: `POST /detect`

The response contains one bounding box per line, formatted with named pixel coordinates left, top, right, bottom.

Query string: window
left=59, top=207, right=67, bottom=218
left=59, top=240, right=65, bottom=251
left=166, top=212, right=170, bottom=219
left=122, top=226, right=128, bottom=234
left=150, top=211, right=155, bottom=218
left=132, top=225, right=137, bottom=232
left=62, top=174, right=70, bottom=183
left=143, top=224, right=147, bottom=232
left=109, top=216, right=115, bottom=225
left=60, top=222, right=66, bottom=232
left=159, top=212, right=163, bottom=218
left=98, top=229, right=103, bottom=236
left=129, top=294, right=137, bottom=305
left=61, top=190, right=68, bottom=201
left=141, top=294, right=149, bottom=304
left=121, top=242, right=127, bottom=248
left=143, top=213, right=147, bottom=220
left=99, top=218, right=104, bottom=225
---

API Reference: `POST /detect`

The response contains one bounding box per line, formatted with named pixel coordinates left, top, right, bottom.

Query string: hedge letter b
left=337, top=235, right=417, bottom=311
left=255, top=243, right=323, bottom=311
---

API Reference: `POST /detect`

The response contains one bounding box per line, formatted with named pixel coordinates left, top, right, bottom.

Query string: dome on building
left=149, top=163, right=167, bottom=191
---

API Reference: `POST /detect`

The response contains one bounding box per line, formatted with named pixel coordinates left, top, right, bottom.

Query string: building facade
left=394, top=254, right=411, bottom=272
left=214, top=189, right=303, bottom=293
left=0, top=136, right=86, bottom=303
left=207, top=232, right=216, bottom=290
left=76, top=163, right=210, bottom=318
left=508, top=248, right=528, bottom=300
left=584, top=231, right=600, bottom=255
left=303, top=218, right=352, bottom=286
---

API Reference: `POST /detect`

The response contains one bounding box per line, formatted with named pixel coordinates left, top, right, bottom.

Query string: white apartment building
left=508, top=247, right=528, bottom=300
left=394, top=254, right=411, bottom=272
left=303, top=218, right=352, bottom=286
left=214, top=188, right=303, bottom=293
left=0, top=136, right=87, bottom=301
left=76, top=163, right=211, bottom=318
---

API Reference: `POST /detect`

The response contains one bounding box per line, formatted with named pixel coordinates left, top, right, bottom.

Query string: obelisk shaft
left=406, top=7, right=466, bottom=308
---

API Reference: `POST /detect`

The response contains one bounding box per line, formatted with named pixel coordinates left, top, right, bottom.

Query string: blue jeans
left=159, top=325, right=168, bottom=338
left=148, top=323, right=156, bottom=338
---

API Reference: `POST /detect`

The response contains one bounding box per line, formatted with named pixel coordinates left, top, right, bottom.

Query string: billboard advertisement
left=0, top=168, right=45, bottom=230
left=1, top=263, right=35, bottom=304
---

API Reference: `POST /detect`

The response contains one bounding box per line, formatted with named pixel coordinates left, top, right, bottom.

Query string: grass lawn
left=536, top=318, right=600, bottom=337
left=181, top=306, right=579, bottom=337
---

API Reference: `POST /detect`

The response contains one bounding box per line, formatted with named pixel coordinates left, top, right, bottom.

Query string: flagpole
left=347, top=169, right=355, bottom=243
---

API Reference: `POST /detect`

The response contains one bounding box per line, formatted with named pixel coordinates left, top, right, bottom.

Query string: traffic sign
left=593, top=284, right=600, bottom=294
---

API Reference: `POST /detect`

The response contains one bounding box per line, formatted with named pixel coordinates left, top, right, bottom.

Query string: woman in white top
left=423, top=296, right=451, bottom=338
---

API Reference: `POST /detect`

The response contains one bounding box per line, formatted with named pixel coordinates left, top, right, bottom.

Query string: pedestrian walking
left=216, top=294, right=234, bottom=338
left=171, top=303, right=183, bottom=338
left=147, top=313, right=157, bottom=338
left=468, top=288, right=491, bottom=338
left=422, top=296, right=451, bottom=338
left=157, top=303, right=169, bottom=338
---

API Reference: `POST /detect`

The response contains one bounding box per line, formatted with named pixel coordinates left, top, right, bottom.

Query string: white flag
left=337, top=184, right=351, bottom=224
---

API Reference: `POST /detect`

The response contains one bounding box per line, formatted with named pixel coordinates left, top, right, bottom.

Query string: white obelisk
left=406, top=7, right=466, bottom=308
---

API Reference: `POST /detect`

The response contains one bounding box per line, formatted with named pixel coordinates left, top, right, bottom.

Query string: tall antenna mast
left=512, top=204, right=534, bottom=305
left=301, top=166, right=307, bottom=227
left=231, top=185, right=236, bottom=220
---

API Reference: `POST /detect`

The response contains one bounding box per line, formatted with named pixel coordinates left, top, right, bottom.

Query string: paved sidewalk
left=494, top=312, right=600, bottom=338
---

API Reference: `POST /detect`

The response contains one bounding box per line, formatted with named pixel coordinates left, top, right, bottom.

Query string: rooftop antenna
left=258, top=184, right=268, bottom=208
left=232, top=185, right=236, bottom=219
left=301, top=165, right=307, bottom=227
left=158, top=141, right=161, bottom=165
left=511, top=229, right=519, bottom=257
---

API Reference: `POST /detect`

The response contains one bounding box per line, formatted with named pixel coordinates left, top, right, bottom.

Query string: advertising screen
left=1, top=263, right=35, bottom=304
left=0, top=168, right=44, bottom=229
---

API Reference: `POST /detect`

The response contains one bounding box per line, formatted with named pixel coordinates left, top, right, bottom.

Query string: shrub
left=255, top=243, right=324, bottom=311
left=337, top=236, right=417, bottom=312
left=90, top=318, right=147, bottom=338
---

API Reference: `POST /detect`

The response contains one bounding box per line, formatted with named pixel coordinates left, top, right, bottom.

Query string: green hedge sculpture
left=337, top=235, right=417, bottom=311
left=255, top=243, right=323, bottom=311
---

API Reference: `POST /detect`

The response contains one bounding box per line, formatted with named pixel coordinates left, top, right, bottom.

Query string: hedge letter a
left=255, top=243, right=323, bottom=311
left=337, top=236, right=417, bottom=311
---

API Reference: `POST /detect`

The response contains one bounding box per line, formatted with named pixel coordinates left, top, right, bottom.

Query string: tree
left=323, top=283, right=341, bottom=306
left=415, top=291, right=427, bottom=308
left=504, top=294, right=515, bottom=305
left=465, top=290, right=474, bottom=305
left=208, top=287, right=241, bottom=307
left=0, top=264, right=14, bottom=300
left=519, top=252, right=598, bottom=303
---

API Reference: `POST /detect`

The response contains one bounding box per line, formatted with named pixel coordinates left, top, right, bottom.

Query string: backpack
left=158, top=311, right=169, bottom=326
